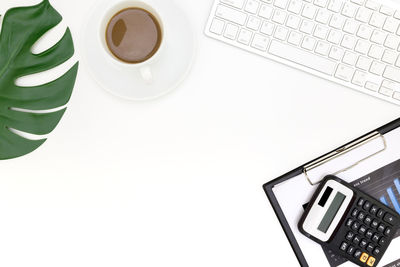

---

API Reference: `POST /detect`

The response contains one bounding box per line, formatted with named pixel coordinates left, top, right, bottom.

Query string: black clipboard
left=263, top=118, right=400, bottom=267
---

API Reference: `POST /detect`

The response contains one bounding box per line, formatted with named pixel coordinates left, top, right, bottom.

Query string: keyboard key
left=251, top=34, right=270, bottom=50
left=355, top=39, right=370, bottom=54
left=352, top=70, right=366, bottom=86
left=269, top=40, right=337, bottom=75
left=329, top=46, right=344, bottom=60
left=360, top=239, right=368, bottom=248
left=341, top=35, right=356, bottom=49
left=300, top=20, right=315, bottom=34
left=354, top=249, right=362, bottom=258
left=314, top=25, right=329, bottom=39
left=328, top=0, right=343, bottom=12
left=245, top=0, right=260, bottom=13
left=286, top=15, right=301, bottom=29
left=335, top=64, right=355, bottom=81
left=356, top=7, right=372, bottom=23
left=261, top=20, right=275, bottom=35
left=288, top=31, right=303, bottom=45
left=302, top=4, right=317, bottom=19
left=216, top=5, right=247, bottom=25
left=373, top=247, right=381, bottom=256
left=247, top=16, right=262, bottom=30
left=382, top=50, right=397, bottom=64
left=342, top=2, right=358, bottom=18
left=383, top=213, right=397, bottom=225
left=238, top=29, right=253, bottom=44
left=340, top=241, right=349, bottom=251
left=380, top=5, right=395, bottom=16
left=316, top=9, right=331, bottom=23
left=259, top=5, right=273, bottom=19
left=383, top=66, right=400, bottom=83
left=395, top=92, right=400, bottom=100
left=343, top=51, right=358, bottom=65
left=382, top=80, right=400, bottom=91
left=370, top=61, right=385, bottom=75
left=288, top=0, right=303, bottom=14
left=328, top=30, right=343, bottom=44
left=274, top=0, right=289, bottom=9
left=368, top=45, right=384, bottom=59
left=371, top=30, right=386, bottom=44
left=302, top=36, right=317, bottom=50
left=272, top=9, right=287, bottom=24
left=210, top=19, right=225, bottom=34
left=314, top=0, right=327, bottom=8
left=356, top=56, right=372, bottom=70
left=365, top=1, right=380, bottom=11
left=384, top=227, right=392, bottom=236
left=378, top=223, right=386, bottom=232
left=366, top=229, right=374, bottom=239
left=330, top=14, right=345, bottom=29
left=221, top=0, right=245, bottom=9
left=365, top=81, right=379, bottom=91
left=224, top=24, right=239, bottom=39
left=275, top=26, right=289, bottom=40
left=367, top=256, right=376, bottom=266
left=384, top=35, right=400, bottom=50
left=351, top=0, right=364, bottom=5
left=383, top=17, right=400, bottom=33
left=315, top=41, right=331, bottom=55
left=357, top=25, right=373, bottom=39
left=344, top=19, right=360, bottom=34
left=372, top=233, right=380, bottom=242
left=367, top=243, right=374, bottom=252
left=369, top=12, right=386, bottom=28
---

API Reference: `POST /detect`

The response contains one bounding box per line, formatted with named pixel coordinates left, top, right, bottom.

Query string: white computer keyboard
left=205, top=0, right=400, bottom=105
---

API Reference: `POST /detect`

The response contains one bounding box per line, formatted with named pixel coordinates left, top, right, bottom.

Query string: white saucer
left=82, top=0, right=196, bottom=101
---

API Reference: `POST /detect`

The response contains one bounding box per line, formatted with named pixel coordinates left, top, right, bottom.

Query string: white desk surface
left=1, top=0, right=400, bottom=266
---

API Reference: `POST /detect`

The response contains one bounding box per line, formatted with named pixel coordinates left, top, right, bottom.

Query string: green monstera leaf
left=0, top=0, right=78, bottom=160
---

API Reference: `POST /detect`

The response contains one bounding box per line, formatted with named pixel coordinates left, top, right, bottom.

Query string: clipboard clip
left=303, top=132, right=387, bottom=186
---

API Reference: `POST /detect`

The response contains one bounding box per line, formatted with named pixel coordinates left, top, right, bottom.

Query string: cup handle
left=140, top=66, right=153, bottom=83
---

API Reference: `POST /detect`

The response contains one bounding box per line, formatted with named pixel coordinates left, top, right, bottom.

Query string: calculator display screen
left=318, top=192, right=346, bottom=233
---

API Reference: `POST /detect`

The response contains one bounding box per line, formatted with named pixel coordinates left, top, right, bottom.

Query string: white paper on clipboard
left=272, top=126, right=400, bottom=267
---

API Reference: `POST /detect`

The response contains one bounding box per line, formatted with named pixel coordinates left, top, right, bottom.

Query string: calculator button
left=360, top=252, right=369, bottom=263
left=367, top=243, right=374, bottom=252
left=379, top=237, right=387, bottom=246
left=367, top=256, right=376, bottom=266
left=352, top=208, right=359, bottom=217
left=354, top=249, right=362, bottom=258
left=376, top=209, right=384, bottom=218
left=366, top=229, right=374, bottom=239
left=353, top=235, right=361, bottom=245
left=358, top=198, right=365, bottom=207
left=371, top=220, right=379, bottom=229
left=346, top=218, right=354, bottom=227
left=352, top=221, right=361, bottom=231
left=360, top=239, right=368, bottom=248
left=363, top=201, right=371, bottom=211
left=359, top=225, right=367, bottom=235
left=346, top=231, right=355, bottom=240
left=383, top=213, right=396, bottom=225
left=358, top=212, right=366, bottom=221
left=384, top=227, right=392, bottom=236
left=378, top=223, right=386, bottom=233
left=340, top=241, right=349, bottom=251
left=364, top=216, right=372, bottom=226
left=370, top=205, right=378, bottom=215
left=372, top=233, right=380, bottom=242
left=347, top=245, right=355, bottom=255
left=373, top=247, right=381, bottom=256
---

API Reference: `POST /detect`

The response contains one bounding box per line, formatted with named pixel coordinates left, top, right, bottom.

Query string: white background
left=1, top=0, right=400, bottom=266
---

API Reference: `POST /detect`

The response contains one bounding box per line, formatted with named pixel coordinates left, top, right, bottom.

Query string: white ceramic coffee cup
left=99, top=0, right=165, bottom=83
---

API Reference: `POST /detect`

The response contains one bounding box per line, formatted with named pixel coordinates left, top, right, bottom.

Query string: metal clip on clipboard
left=303, top=132, right=387, bottom=186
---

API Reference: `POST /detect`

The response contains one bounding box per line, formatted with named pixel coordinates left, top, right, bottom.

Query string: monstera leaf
left=0, top=0, right=78, bottom=160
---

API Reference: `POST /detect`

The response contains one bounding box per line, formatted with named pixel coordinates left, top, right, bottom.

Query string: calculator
left=299, top=176, right=400, bottom=267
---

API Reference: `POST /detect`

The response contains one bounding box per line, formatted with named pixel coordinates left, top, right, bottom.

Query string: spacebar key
left=268, top=41, right=337, bottom=76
